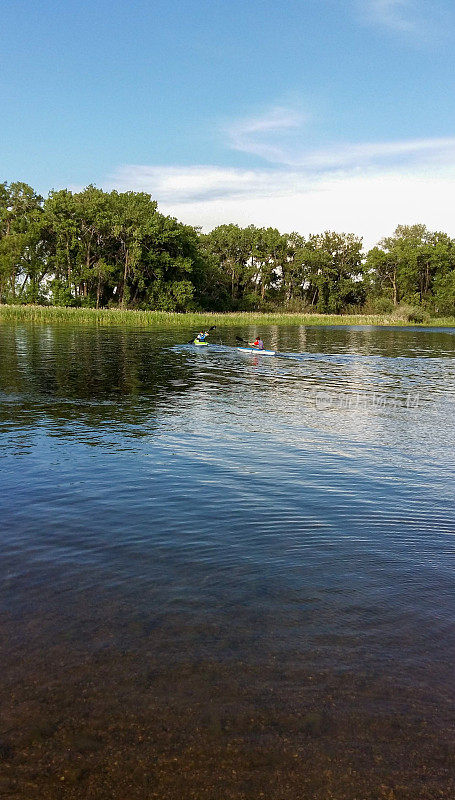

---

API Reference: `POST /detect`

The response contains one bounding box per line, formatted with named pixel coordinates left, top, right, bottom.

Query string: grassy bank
left=1, top=304, right=454, bottom=328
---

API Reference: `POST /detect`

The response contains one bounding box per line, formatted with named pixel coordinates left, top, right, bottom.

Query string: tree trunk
left=424, top=261, right=430, bottom=298
left=66, top=242, right=71, bottom=288
left=18, top=274, right=30, bottom=298
left=121, top=248, right=129, bottom=308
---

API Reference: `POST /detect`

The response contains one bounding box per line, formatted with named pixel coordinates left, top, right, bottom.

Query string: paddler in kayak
left=248, top=336, right=264, bottom=350
left=194, top=329, right=210, bottom=344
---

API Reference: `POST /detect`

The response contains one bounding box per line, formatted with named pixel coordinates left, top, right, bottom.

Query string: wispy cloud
left=107, top=104, right=455, bottom=248
left=112, top=133, right=455, bottom=204
left=224, top=105, right=455, bottom=171
left=111, top=165, right=282, bottom=203
left=284, top=137, right=455, bottom=170
left=359, top=0, right=420, bottom=33
left=225, top=105, right=307, bottom=163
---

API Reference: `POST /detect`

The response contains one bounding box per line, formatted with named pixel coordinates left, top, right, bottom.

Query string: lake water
left=0, top=322, right=454, bottom=799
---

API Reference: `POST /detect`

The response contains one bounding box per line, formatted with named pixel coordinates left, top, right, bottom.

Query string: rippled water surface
left=1, top=322, right=454, bottom=799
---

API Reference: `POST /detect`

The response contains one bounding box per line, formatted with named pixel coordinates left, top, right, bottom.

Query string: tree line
left=1, top=181, right=455, bottom=314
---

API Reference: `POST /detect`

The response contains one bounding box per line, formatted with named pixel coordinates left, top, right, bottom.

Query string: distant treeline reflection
left=0, top=326, right=195, bottom=432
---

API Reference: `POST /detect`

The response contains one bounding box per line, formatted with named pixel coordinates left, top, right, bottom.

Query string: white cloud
left=223, top=105, right=455, bottom=170
left=109, top=161, right=455, bottom=249
left=106, top=103, right=455, bottom=250
left=292, top=137, right=455, bottom=170
left=111, top=164, right=281, bottom=203
left=225, top=105, right=307, bottom=163
left=359, top=0, right=419, bottom=33
left=356, top=0, right=453, bottom=39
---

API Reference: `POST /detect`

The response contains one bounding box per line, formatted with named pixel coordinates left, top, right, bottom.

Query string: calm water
left=1, top=322, right=454, bottom=799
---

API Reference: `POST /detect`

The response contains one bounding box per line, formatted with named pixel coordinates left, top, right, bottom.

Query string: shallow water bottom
left=1, top=589, right=454, bottom=800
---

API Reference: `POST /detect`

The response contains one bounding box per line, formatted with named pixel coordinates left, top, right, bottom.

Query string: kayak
left=237, top=347, right=276, bottom=356
left=190, top=341, right=276, bottom=355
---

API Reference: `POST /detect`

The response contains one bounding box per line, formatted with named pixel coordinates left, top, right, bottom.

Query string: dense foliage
left=1, top=181, right=455, bottom=315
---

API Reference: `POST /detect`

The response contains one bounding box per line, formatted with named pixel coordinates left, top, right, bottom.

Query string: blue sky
left=2, top=0, right=455, bottom=245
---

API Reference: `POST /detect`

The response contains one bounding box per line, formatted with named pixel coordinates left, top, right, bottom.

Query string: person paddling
left=248, top=336, right=264, bottom=350
left=194, top=329, right=210, bottom=344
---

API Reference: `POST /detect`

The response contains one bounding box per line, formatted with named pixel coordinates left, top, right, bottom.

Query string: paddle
left=188, top=325, right=216, bottom=344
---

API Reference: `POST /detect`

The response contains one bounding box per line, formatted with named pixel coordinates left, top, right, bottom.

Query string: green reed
left=1, top=304, right=454, bottom=328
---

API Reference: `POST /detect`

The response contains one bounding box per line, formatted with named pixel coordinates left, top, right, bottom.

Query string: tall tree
left=365, top=224, right=455, bottom=307
left=291, top=231, right=364, bottom=312
left=0, top=182, right=44, bottom=302
left=202, top=225, right=256, bottom=305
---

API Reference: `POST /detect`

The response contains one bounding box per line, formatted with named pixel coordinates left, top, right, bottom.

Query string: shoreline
left=1, top=304, right=455, bottom=329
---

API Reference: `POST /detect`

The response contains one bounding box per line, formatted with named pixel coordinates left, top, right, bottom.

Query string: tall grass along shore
left=1, top=304, right=454, bottom=328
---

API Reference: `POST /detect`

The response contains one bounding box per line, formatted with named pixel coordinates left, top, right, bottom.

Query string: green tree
left=43, top=189, right=80, bottom=303
left=251, top=227, right=288, bottom=303
left=202, top=225, right=256, bottom=306
left=0, top=182, right=44, bottom=302
left=292, top=231, right=364, bottom=312
left=365, top=225, right=455, bottom=308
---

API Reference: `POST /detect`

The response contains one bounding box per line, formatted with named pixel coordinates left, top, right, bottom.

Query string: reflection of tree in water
left=0, top=324, right=196, bottom=433
left=303, top=324, right=455, bottom=358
